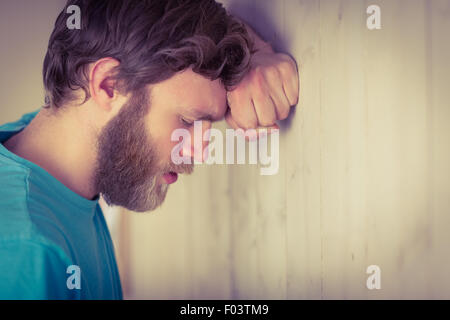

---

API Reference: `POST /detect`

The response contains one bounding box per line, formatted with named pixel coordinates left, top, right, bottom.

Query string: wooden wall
left=118, top=0, right=450, bottom=299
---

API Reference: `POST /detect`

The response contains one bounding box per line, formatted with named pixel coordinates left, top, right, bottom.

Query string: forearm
left=225, top=15, right=300, bottom=132
left=235, top=17, right=275, bottom=55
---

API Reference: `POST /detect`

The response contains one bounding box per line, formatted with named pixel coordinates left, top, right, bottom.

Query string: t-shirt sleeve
left=0, top=239, right=80, bottom=299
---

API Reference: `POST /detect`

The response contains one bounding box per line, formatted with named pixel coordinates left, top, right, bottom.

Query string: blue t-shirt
left=0, top=110, right=123, bottom=299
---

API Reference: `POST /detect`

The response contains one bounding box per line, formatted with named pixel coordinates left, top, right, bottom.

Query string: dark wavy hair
left=43, top=0, right=255, bottom=108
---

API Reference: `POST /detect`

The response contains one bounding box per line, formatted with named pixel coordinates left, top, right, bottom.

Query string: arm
left=225, top=18, right=300, bottom=135
left=242, top=20, right=275, bottom=56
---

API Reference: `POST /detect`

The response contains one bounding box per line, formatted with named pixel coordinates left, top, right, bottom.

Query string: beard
left=93, top=88, right=193, bottom=212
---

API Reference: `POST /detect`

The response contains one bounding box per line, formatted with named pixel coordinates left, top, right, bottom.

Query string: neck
left=4, top=106, right=100, bottom=200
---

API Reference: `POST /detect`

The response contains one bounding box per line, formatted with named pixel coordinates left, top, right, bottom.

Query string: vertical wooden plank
left=227, top=163, right=260, bottom=298
left=319, top=0, right=370, bottom=299
left=224, top=0, right=288, bottom=299
left=363, top=0, right=430, bottom=298
left=116, top=208, right=132, bottom=297
left=124, top=159, right=232, bottom=299
left=186, top=121, right=233, bottom=299
left=428, top=0, right=450, bottom=298
left=319, top=0, right=431, bottom=299
left=125, top=178, right=191, bottom=299
left=284, top=0, right=323, bottom=299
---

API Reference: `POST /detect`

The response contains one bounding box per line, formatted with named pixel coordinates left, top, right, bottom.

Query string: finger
left=227, top=92, right=258, bottom=130
left=279, top=61, right=300, bottom=106
left=226, top=108, right=277, bottom=141
left=262, top=62, right=291, bottom=121
left=256, top=123, right=279, bottom=139
left=254, top=65, right=291, bottom=122
left=283, top=75, right=299, bottom=107
left=226, top=110, right=257, bottom=141
left=252, top=91, right=277, bottom=127
left=268, top=79, right=291, bottom=121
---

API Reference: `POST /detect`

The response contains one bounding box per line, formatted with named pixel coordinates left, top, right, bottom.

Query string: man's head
left=43, top=0, right=254, bottom=212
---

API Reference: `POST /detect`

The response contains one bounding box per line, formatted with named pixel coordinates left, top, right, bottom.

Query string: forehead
left=150, top=68, right=227, bottom=120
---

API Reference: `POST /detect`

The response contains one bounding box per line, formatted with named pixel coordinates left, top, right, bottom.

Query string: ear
left=88, top=57, right=121, bottom=111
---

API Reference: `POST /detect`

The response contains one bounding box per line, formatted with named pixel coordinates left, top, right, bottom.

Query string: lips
left=162, top=171, right=178, bottom=184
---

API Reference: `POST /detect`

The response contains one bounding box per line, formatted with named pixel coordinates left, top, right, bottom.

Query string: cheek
left=145, top=116, right=172, bottom=156
left=145, top=110, right=192, bottom=164
left=148, top=126, right=181, bottom=164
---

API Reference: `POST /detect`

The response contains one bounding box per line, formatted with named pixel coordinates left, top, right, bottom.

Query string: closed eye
left=180, top=116, right=194, bottom=127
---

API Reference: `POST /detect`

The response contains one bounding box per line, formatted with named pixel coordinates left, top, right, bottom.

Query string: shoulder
left=0, top=154, right=74, bottom=262
left=0, top=154, right=33, bottom=239
left=0, top=157, right=80, bottom=299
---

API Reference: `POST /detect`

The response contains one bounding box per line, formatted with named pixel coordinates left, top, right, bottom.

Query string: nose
left=181, top=120, right=211, bottom=163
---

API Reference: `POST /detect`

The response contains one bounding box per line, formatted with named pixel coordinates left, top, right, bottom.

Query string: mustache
left=163, top=162, right=194, bottom=175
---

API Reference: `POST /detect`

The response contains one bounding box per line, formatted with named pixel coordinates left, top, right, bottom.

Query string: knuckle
left=264, top=66, right=279, bottom=80
left=251, top=66, right=264, bottom=78
left=253, top=77, right=265, bottom=92
left=251, top=67, right=265, bottom=87
left=279, top=61, right=294, bottom=76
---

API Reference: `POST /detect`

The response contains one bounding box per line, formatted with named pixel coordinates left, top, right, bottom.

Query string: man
left=0, top=0, right=298, bottom=299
